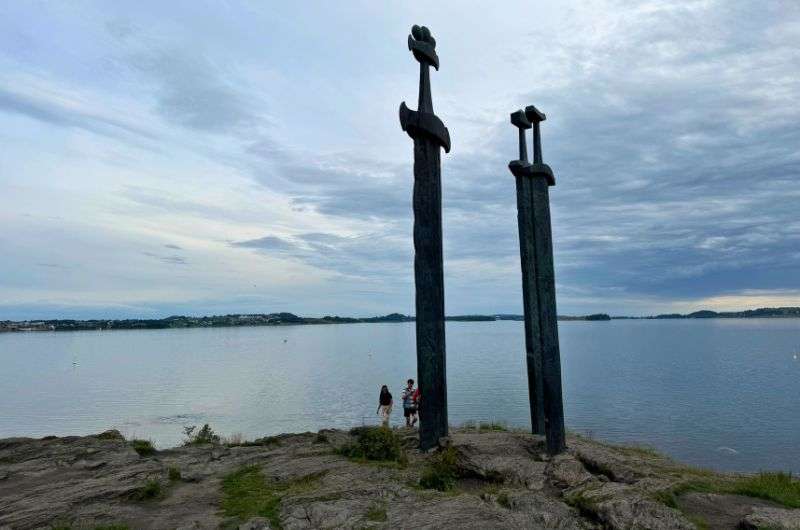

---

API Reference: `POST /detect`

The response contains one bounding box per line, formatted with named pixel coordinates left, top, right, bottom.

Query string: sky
left=1, top=1, right=798, bottom=320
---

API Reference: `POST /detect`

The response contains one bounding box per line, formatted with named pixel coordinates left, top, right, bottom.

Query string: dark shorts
left=404, top=407, right=417, bottom=418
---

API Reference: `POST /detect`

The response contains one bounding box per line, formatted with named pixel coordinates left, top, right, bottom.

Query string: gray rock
left=741, top=506, right=800, bottom=529
left=0, top=429, right=789, bottom=530
left=239, top=517, right=271, bottom=530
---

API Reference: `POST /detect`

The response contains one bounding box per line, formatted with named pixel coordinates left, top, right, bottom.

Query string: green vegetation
left=314, top=432, right=329, bottom=444
left=92, top=430, right=125, bottom=441
left=131, top=439, right=155, bottom=456
left=458, top=420, right=509, bottom=433
left=419, top=447, right=459, bottom=492
left=337, top=427, right=406, bottom=465
left=655, top=471, right=800, bottom=510
left=168, top=466, right=181, bottom=482
left=234, top=436, right=282, bottom=448
left=730, top=472, right=800, bottom=507
left=496, top=492, right=511, bottom=509
left=183, top=424, right=220, bottom=445
left=221, top=465, right=323, bottom=529
left=365, top=503, right=388, bottom=522
left=478, top=421, right=508, bottom=433
left=129, top=479, right=163, bottom=501
left=50, top=524, right=130, bottom=530
left=687, top=515, right=709, bottom=530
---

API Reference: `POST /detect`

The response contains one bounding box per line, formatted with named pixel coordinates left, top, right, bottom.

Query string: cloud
left=0, top=85, right=155, bottom=141
left=128, top=47, right=262, bottom=133
left=143, top=251, right=187, bottom=266
left=2, top=0, right=798, bottom=317
left=232, top=231, right=412, bottom=281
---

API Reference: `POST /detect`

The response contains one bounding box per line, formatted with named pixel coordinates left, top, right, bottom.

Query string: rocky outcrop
left=740, top=506, right=800, bottom=529
left=0, top=428, right=793, bottom=529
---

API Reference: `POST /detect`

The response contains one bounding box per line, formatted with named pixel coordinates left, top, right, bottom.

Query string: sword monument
left=399, top=24, right=451, bottom=450
left=508, top=105, right=566, bottom=455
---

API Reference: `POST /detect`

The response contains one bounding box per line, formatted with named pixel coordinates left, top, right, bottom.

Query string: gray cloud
left=0, top=86, right=155, bottom=141
left=130, top=49, right=260, bottom=133
left=143, top=251, right=187, bottom=266
left=234, top=1, right=800, bottom=311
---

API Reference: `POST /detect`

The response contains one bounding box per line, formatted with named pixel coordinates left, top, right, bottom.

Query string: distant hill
left=4, top=307, right=796, bottom=333
left=633, top=307, right=800, bottom=320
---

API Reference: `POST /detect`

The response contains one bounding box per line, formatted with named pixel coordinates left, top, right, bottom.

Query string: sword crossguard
left=400, top=102, right=451, bottom=153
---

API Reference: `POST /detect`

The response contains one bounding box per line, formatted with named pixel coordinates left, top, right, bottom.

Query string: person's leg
left=411, top=408, right=418, bottom=427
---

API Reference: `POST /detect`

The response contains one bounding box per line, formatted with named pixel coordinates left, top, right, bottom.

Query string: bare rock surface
left=0, top=428, right=792, bottom=529
left=740, top=505, right=800, bottom=530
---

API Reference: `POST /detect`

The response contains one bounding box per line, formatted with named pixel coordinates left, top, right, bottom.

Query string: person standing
left=376, top=385, right=393, bottom=427
left=401, top=379, right=417, bottom=428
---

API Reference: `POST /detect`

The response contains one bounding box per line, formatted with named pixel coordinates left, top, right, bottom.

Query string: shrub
left=129, top=479, right=162, bottom=501
left=314, top=432, right=329, bottom=444
left=365, top=503, right=388, bottom=522
left=419, top=447, right=459, bottom=491
left=497, top=492, right=511, bottom=508
left=168, top=466, right=181, bottom=481
left=183, top=424, right=220, bottom=445
left=131, top=439, right=155, bottom=456
left=338, top=427, right=405, bottom=463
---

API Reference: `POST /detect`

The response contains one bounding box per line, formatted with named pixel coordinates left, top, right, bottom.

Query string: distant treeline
left=11, top=307, right=797, bottom=332
left=0, top=311, right=613, bottom=332
left=613, top=307, right=800, bottom=320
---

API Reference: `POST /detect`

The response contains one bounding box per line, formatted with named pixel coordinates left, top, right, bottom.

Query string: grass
left=336, top=427, right=406, bottom=465
left=496, top=492, right=511, bottom=509
left=221, top=465, right=324, bottom=529
left=365, top=503, right=388, bottom=522
left=655, top=471, right=800, bottom=510
left=687, top=515, right=709, bottom=530
left=478, top=422, right=508, bottom=433
left=52, top=526, right=130, bottom=530
left=128, top=479, right=163, bottom=501
left=168, top=466, right=181, bottom=482
left=458, top=420, right=509, bottom=433
left=419, top=447, right=459, bottom=492
left=131, top=439, right=156, bottom=456
left=730, top=472, right=800, bottom=507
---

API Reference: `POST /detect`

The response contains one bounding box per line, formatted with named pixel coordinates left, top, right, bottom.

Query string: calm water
left=1, top=319, right=798, bottom=473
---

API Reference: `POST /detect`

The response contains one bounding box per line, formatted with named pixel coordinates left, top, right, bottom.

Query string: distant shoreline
left=2, top=307, right=799, bottom=333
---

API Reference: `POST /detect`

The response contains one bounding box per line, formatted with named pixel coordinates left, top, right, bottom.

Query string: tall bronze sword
left=508, top=110, right=546, bottom=435
left=508, top=106, right=566, bottom=454
left=525, top=105, right=565, bottom=454
left=399, top=24, right=451, bottom=450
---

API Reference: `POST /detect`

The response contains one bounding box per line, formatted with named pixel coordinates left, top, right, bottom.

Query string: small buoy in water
left=283, top=339, right=287, bottom=343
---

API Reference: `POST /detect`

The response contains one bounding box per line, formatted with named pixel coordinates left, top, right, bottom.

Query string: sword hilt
left=399, top=25, right=450, bottom=153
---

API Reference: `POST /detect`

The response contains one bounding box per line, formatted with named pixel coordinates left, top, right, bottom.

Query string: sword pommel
left=525, top=105, right=546, bottom=123
left=408, top=25, right=439, bottom=70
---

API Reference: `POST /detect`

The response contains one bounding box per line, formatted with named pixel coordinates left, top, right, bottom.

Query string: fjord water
left=1, top=319, right=798, bottom=473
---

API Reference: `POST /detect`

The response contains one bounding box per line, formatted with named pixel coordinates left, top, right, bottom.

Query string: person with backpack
left=401, top=378, right=417, bottom=428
